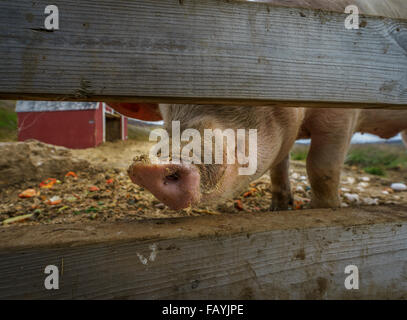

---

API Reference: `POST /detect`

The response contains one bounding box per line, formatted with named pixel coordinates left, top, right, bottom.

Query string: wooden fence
left=0, top=0, right=406, bottom=299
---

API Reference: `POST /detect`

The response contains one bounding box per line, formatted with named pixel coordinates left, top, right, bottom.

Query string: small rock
left=391, top=183, right=407, bottom=191
left=361, top=176, right=370, bottom=182
left=344, top=193, right=360, bottom=203
left=154, top=203, right=165, bottom=209
left=295, top=186, right=305, bottom=193
left=291, top=173, right=299, bottom=179
left=343, top=177, right=355, bottom=185
left=362, top=197, right=379, bottom=205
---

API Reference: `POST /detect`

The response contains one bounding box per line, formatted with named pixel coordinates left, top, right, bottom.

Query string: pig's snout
left=128, top=162, right=201, bottom=210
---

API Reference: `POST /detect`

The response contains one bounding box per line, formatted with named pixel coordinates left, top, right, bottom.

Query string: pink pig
left=128, top=105, right=407, bottom=210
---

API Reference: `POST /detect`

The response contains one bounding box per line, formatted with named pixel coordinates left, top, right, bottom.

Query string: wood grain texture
left=0, top=206, right=407, bottom=299
left=0, top=0, right=406, bottom=107
left=258, top=0, right=407, bottom=19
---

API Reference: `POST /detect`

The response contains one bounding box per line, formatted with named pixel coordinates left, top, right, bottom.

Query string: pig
left=127, top=104, right=407, bottom=211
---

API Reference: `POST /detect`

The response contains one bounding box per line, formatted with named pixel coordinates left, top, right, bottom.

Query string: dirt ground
left=1, top=139, right=407, bottom=227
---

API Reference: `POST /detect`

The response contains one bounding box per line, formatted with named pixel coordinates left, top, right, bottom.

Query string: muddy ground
left=1, top=139, right=407, bottom=227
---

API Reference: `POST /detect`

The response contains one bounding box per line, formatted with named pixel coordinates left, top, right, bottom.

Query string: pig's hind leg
left=306, top=127, right=353, bottom=208
left=270, top=155, right=293, bottom=211
left=402, top=130, right=407, bottom=148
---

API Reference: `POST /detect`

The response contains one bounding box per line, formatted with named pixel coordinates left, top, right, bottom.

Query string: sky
left=297, top=133, right=402, bottom=144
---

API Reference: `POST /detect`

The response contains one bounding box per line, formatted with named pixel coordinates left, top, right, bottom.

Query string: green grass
left=291, top=149, right=308, bottom=161
left=291, top=144, right=309, bottom=161
left=0, top=101, right=17, bottom=141
left=291, top=143, right=407, bottom=176
left=363, top=166, right=385, bottom=176
left=345, top=145, right=407, bottom=175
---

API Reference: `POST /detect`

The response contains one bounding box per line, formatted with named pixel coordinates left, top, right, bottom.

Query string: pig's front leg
left=306, top=132, right=351, bottom=208
left=270, top=155, right=293, bottom=211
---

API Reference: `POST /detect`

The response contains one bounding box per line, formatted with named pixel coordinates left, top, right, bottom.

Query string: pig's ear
left=106, top=103, right=162, bottom=121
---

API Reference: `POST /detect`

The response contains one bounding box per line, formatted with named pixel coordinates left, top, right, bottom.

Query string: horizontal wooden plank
left=1, top=206, right=407, bottom=299
left=0, top=0, right=406, bottom=107
left=258, top=0, right=407, bottom=20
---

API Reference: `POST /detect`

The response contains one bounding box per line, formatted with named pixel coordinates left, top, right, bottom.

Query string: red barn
left=16, top=101, right=128, bottom=149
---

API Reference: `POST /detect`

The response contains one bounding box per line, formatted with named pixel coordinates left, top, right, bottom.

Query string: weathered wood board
left=0, top=206, right=407, bottom=299
left=0, top=0, right=406, bottom=108
left=258, top=0, right=407, bottom=20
